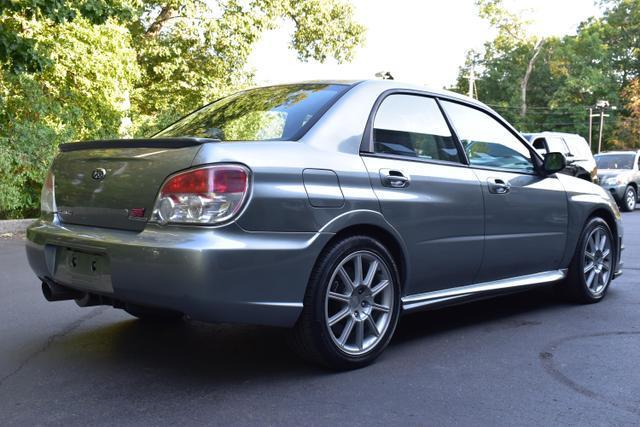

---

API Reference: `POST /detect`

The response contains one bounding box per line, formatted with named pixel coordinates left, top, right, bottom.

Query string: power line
left=487, top=104, right=594, bottom=111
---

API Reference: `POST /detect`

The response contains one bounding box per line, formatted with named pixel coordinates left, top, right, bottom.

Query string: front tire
left=621, top=186, right=636, bottom=212
left=562, top=217, right=615, bottom=303
left=290, top=235, right=401, bottom=370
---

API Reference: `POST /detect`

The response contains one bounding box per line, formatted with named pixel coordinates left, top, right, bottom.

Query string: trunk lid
left=52, top=139, right=208, bottom=231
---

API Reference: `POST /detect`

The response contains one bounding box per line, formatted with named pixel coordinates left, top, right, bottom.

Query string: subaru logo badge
left=91, top=168, right=107, bottom=181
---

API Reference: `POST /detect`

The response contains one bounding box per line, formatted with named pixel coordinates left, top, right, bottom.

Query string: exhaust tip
left=41, top=281, right=54, bottom=301
left=41, top=280, right=83, bottom=302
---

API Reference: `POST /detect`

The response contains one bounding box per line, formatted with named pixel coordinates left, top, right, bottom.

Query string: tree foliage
left=452, top=0, right=640, bottom=152
left=616, top=79, right=640, bottom=144
left=0, top=0, right=365, bottom=218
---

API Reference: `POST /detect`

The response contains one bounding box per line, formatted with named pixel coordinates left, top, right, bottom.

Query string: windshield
left=154, top=83, right=350, bottom=141
left=595, top=154, right=635, bottom=170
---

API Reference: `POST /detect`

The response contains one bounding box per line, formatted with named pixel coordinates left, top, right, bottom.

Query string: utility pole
left=467, top=64, right=476, bottom=99
left=598, top=108, right=606, bottom=154
left=588, top=107, right=593, bottom=151
left=589, top=101, right=612, bottom=153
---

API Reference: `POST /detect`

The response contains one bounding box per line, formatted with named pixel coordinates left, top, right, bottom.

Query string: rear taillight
left=41, top=169, right=56, bottom=214
left=151, top=164, right=250, bottom=225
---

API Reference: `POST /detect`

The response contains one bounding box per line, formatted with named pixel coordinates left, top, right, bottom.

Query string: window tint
left=373, top=95, right=462, bottom=163
left=532, top=138, right=546, bottom=151
left=442, top=101, right=534, bottom=172
left=155, top=84, right=348, bottom=141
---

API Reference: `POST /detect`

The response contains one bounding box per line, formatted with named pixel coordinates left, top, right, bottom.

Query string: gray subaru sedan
left=26, top=80, right=624, bottom=369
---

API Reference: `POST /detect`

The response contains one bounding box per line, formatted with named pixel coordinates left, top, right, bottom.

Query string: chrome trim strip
left=402, top=270, right=567, bottom=311
left=247, top=302, right=304, bottom=308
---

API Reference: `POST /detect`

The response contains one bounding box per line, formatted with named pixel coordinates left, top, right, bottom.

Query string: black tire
left=124, top=304, right=184, bottom=322
left=620, top=186, right=636, bottom=212
left=561, top=217, right=615, bottom=304
left=290, top=235, right=401, bottom=370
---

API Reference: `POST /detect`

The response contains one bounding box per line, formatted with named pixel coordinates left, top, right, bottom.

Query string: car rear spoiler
left=59, top=137, right=220, bottom=152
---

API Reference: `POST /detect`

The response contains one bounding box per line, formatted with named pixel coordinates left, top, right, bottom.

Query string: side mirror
left=543, top=152, right=567, bottom=174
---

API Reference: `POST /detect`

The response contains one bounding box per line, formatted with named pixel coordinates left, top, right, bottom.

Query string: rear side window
left=154, top=84, right=349, bottom=141
left=545, top=136, right=569, bottom=154
left=441, top=101, right=534, bottom=173
left=564, top=136, right=593, bottom=159
left=532, top=138, right=546, bottom=151
left=373, top=95, right=462, bottom=163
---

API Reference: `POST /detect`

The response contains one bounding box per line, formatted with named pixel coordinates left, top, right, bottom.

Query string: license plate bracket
left=53, top=247, right=113, bottom=294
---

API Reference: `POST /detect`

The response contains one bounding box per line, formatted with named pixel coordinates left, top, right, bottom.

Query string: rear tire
left=124, top=304, right=184, bottom=322
left=561, top=217, right=615, bottom=304
left=621, top=186, right=636, bottom=212
left=290, top=235, right=401, bottom=370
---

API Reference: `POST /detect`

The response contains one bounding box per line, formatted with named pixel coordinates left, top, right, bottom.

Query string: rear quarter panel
left=191, top=142, right=381, bottom=233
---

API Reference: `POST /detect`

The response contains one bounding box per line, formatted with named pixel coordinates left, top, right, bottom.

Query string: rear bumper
left=26, top=219, right=333, bottom=327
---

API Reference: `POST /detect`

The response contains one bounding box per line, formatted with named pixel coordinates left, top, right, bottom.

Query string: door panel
left=439, top=99, right=569, bottom=283
left=362, top=156, right=484, bottom=295
left=472, top=169, right=568, bottom=282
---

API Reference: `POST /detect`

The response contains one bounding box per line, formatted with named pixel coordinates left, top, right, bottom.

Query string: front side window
left=373, top=95, right=462, bottom=163
left=155, top=84, right=349, bottom=141
left=441, top=101, right=534, bottom=172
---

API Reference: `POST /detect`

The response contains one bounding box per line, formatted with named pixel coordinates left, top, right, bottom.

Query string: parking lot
left=1, top=212, right=638, bottom=426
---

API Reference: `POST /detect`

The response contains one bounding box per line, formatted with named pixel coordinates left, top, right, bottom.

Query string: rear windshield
left=595, top=154, right=635, bottom=169
left=154, top=83, right=350, bottom=141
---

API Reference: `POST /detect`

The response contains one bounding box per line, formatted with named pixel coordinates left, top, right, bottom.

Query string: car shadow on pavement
left=47, top=285, right=572, bottom=384
left=393, top=286, right=565, bottom=344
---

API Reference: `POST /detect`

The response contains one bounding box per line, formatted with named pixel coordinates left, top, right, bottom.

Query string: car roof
left=264, top=79, right=484, bottom=107
left=596, top=151, right=639, bottom=155
left=522, top=131, right=584, bottom=139
left=355, top=79, right=484, bottom=105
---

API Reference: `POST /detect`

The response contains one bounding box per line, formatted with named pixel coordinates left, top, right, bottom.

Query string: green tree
left=452, top=0, right=639, bottom=149
left=0, top=0, right=365, bottom=218
left=0, top=17, right=139, bottom=217
left=130, top=0, right=365, bottom=134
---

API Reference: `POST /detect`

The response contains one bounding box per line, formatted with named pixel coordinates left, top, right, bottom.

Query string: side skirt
left=401, top=270, right=567, bottom=312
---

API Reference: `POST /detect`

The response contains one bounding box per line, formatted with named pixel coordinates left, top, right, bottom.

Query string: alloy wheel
left=324, top=251, right=395, bottom=355
left=583, top=227, right=613, bottom=296
left=626, top=188, right=636, bottom=211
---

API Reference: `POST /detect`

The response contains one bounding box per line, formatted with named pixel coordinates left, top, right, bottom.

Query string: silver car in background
left=26, top=80, right=624, bottom=369
left=596, top=151, right=640, bottom=212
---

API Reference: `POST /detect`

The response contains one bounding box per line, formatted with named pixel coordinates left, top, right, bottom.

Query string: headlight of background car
left=604, top=176, right=626, bottom=186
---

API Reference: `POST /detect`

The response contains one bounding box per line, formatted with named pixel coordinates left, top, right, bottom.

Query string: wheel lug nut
left=361, top=301, right=366, bottom=307
left=354, top=311, right=359, bottom=317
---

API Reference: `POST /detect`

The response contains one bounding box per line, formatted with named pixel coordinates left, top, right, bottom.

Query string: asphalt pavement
left=1, top=213, right=639, bottom=426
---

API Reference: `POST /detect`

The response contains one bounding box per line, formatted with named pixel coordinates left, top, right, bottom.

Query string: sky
left=247, top=0, right=602, bottom=89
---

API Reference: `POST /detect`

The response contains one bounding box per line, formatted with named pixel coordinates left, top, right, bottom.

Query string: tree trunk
left=146, top=6, right=175, bottom=37
left=521, top=38, right=544, bottom=120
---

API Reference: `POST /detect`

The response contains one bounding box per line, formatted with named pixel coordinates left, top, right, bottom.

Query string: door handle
left=487, top=177, right=510, bottom=194
left=380, top=169, right=410, bottom=188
